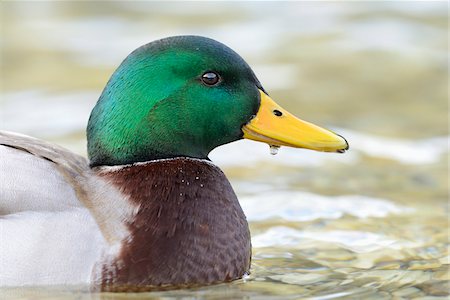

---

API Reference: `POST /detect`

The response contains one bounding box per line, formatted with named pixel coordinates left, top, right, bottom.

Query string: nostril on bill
left=273, top=109, right=283, bottom=117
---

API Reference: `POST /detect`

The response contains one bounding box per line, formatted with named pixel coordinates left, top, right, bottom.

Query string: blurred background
left=1, top=1, right=448, bottom=299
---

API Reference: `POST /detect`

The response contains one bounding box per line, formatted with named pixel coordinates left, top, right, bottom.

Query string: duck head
left=87, top=36, right=348, bottom=167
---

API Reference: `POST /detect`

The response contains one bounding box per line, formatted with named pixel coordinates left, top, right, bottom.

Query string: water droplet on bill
left=270, top=145, right=280, bottom=155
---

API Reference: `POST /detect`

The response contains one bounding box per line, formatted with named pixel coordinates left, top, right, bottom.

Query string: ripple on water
left=251, top=227, right=418, bottom=253
left=241, top=190, right=413, bottom=222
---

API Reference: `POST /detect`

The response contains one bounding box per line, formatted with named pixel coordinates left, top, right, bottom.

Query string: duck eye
left=201, top=72, right=220, bottom=86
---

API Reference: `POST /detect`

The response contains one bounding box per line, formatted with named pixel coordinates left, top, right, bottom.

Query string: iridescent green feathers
left=87, top=36, right=263, bottom=166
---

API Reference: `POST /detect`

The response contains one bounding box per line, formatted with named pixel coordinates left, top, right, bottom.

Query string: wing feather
left=0, top=131, right=90, bottom=214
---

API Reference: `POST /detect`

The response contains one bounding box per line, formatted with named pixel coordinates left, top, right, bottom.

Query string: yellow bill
left=242, top=90, right=349, bottom=153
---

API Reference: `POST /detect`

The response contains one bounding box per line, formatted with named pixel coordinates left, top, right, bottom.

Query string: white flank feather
left=0, top=144, right=132, bottom=286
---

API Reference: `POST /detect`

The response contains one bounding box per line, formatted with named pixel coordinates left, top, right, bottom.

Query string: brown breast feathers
left=96, top=158, right=251, bottom=292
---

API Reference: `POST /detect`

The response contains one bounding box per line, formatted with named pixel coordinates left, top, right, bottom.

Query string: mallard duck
left=0, top=35, right=348, bottom=292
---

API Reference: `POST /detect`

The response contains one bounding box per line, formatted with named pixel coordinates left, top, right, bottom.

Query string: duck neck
left=94, top=157, right=251, bottom=291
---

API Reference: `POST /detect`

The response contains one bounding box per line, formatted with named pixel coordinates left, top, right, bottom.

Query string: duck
left=0, top=35, right=348, bottom=292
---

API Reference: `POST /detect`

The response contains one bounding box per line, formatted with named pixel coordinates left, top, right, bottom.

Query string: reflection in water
left=1, top=1, right=448, bottom=299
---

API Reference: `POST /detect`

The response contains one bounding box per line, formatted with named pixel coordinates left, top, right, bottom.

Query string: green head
left=87, top=35, right=263, bottom=166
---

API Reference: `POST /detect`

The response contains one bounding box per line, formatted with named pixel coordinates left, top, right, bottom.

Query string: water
left=270, top=145, right=280, bottom=156
left=1, top=2, right=448, bottom=299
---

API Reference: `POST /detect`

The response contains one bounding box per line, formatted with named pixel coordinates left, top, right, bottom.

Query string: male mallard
left=0, top=36, right=348, bottom=291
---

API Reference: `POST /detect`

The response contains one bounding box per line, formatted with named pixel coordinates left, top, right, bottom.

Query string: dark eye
left=201, top=72, right=220, bottom=86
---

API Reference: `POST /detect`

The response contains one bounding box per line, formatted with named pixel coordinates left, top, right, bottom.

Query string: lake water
left=1, top=2, right=448, bottom=299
